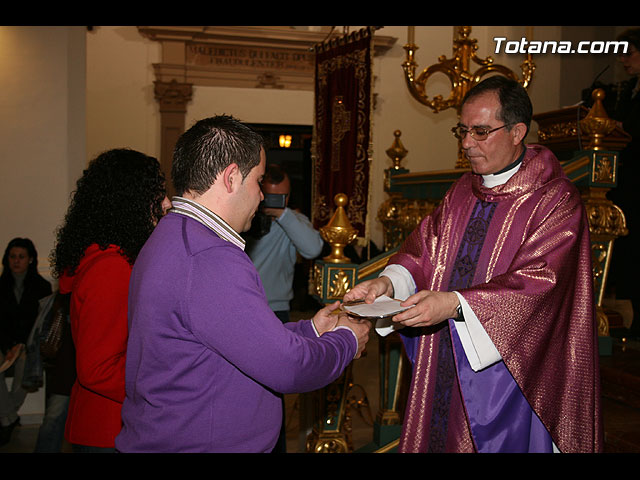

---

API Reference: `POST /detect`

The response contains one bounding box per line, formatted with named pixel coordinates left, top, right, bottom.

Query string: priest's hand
left=342, top=276, right=394, bottom=305
left=392, top=290, right=459, bottom=328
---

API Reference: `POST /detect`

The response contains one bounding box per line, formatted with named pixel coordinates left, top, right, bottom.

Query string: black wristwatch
left=454, top=303, right=464, bottom=321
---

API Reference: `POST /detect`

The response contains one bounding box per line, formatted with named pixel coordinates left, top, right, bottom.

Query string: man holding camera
left=245, top=163, right=324, bottom=324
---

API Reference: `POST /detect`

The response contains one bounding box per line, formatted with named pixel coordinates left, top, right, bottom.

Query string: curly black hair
left=50, top=148, right=167, bottom=278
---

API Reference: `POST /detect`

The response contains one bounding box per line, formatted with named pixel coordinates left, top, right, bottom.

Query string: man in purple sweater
left=115, top=115, right=370, bottom=453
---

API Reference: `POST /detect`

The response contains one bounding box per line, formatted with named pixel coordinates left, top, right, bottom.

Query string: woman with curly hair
left=51, top=148, right=170, bottom=453
left=0, top=238, right=52, bottom=445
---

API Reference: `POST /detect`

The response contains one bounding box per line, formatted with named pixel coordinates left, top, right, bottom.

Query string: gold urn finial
left=580, top=88, right=617, bottom=150
left=385, top=130, right=408, bottom=170
left=320, top=193, right=358, bottom=263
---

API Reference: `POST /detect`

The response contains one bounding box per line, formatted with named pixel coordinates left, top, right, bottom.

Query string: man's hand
left=335, top=314, right=372, bottom=359
left=312, top=301, right=342, bottom=335
left=392, top=290, right=459, bottom=328
left=312, top=304, right=372, bottom=359
left=342, top=276, right=394, bottom=305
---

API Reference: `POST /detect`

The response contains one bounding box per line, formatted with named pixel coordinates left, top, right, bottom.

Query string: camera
left=246, top=210, right=272, bottom=239
left=262, top=193, right=287, bottom=209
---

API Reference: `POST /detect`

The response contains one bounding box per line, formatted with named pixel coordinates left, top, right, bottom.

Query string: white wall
left=186, top=86, right=314, bottom=128
left=86, top=26, right=161, bottom=162
left=0, top=26, right=86, bottom=282
left=0, top=25, right=86, bottom=421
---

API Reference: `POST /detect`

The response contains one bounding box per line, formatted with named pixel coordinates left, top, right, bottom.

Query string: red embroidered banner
left=312, top=27, right=373, bottom=239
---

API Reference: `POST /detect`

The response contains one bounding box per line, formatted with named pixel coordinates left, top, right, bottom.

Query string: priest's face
left=459, top=92, right=525, bottom=175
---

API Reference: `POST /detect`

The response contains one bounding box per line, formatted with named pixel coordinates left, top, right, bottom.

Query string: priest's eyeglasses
left=451, top=124, right=511, bottom=141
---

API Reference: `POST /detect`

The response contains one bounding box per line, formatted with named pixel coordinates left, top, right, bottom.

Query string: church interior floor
left=2, top=320, right=639, bottom=454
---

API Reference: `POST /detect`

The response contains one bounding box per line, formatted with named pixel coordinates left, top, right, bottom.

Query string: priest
left=344, top=76, right=602, bottom=453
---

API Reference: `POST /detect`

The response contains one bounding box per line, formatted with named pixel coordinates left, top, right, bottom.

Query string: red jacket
left=59, top=244, right=131, bottom=448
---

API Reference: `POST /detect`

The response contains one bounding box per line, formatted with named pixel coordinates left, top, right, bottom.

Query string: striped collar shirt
left=169, top=196, right=246, bottom=251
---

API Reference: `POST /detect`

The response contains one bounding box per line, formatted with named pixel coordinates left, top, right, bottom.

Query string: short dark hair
left=263, top=163, right=287, bottom=185
left=172, top=115, right=265, bottom=196
left=463, top=75, right=533, bottom=135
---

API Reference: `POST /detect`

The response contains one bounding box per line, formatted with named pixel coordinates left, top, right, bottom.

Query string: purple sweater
left=115, top=213, right=357, bottom=452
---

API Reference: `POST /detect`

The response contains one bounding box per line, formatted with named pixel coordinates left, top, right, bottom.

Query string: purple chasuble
left=394, top=145, right=602, bottom=453
left=448, top=201, right=553, bottom=453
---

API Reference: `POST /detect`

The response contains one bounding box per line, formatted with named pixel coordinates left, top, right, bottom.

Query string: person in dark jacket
left=608, top=28, right=640, bottom=339
left=0, top=237, right=52, bottom=445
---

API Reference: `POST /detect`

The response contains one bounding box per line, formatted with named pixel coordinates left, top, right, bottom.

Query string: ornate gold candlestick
left=320, top=193, right=358, bottom=263
left=386, top=129, right=408, bottom=171
left=580, top=89, right=618, bottom=150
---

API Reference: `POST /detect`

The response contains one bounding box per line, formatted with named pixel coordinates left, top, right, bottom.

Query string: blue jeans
left=0, top=354, right=27, bottom=427
left=34, top=394, right=70, bottom=452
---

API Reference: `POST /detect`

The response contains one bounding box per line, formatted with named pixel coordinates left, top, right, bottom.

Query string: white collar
left=482, top=161, right=522, bottom=188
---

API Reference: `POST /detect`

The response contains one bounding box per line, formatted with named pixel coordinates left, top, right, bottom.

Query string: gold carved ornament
left=583, top=188, right=628, bottom=238
left=327, top=270, right=352, bottom=298
left=320, top=193, right=359, bottom=264
left=377, top=131, right=437, bottom=250
left=575, top=88, right=629, bottom=336
left=402, top=26, right=534, bottom=113
left=579, top=89, right=618, bottom=151
left=582, top=186, right=628, bottom=338
left=310, top=194, right=359, bottom=303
